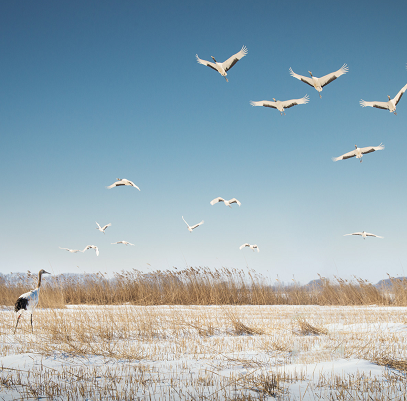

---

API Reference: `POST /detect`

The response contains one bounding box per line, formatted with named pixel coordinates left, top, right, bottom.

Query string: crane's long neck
left=37, top=272, right=43, bottom=289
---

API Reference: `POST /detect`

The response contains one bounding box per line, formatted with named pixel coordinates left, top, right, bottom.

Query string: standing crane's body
left=14, top=269, right=50, bottom=334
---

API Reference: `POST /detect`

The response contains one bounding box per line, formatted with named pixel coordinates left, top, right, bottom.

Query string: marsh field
left=1, top=268, right=407, bottom=400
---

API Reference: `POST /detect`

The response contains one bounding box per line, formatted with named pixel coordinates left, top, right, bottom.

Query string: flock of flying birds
left=197, top=46, right=407, bottom=241
left=58, top=46, right=407, bottom=258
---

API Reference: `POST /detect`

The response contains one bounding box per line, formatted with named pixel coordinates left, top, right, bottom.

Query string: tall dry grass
left=0, top=268, right=405, bottom=307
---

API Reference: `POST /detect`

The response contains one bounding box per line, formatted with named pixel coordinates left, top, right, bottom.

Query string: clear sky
left=1, top=0, right=407, bottom=284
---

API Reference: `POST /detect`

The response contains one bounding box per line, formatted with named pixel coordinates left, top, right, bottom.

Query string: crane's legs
left=30, top=314, right=33, bottom=333
left=394, top=112, right=397, bottom=116
left=14, top=314, right=21, bottom=334
left=225, top=77, right=228, bottom=82
left=319, top=93, right=322, bottom=99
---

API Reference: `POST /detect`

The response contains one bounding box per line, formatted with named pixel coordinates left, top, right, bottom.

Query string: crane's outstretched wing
left=318, top=64, right=348, bottom=87
left=359, top=143, right=385, bottom=155
left=190, top=220, right=204, bottom=230
left=360, top=100, right=389, bottom=110
left=289, top=68, right=314, bottom=87
left=332, top=149, right=357, bottom=161
left=181, top=216, right=190, bottom=227
left=222, top=46, right=248, bottom=72
left=365, top=233, right=383, bottom=238
left=210, top=197, right=225, bottom=205
left=106, top=182, right=120, bottom=189
left=344, top=233, right=363, bottom=236
left=253, top=245, right=260, bottom=252
left=96, top=222, right=102, bottom=230
left=102, top=223, right=112, bottom=231
left=281, top=95, right=309, bottom=109
left=239, top=243, right=250, bottom=250
left=250, top=100, right=277, bottom=109
left=126, top=180, right=140, bottom=191
left=228, top=198, right=241, bottom=206
left=393, top=83, right=407, bottom=105
left=196, top=55, right=218, bottom=71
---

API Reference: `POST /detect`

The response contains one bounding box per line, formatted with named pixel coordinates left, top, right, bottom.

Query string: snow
left=0, top=305, right=406, bottom=400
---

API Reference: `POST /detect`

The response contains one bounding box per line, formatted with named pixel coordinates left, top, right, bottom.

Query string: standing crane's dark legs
left=14, top=314, right=21, bottom=334
left=30, top=314, right=33, bottom=333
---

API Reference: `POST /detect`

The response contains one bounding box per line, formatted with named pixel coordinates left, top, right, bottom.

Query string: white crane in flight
left=111, top=241, right=135, bottom=246
left=344, top=231, right=383, bottom=240
left=360, top=83, right=407, bottom=115
left=196, top=46, right=248, bottom=82
left=83, top=245, right=99, bottom=256
left=239, top=243, right=259, bottom=252
left=332, top=144, right=384, bottom=163
left=250, top=95, right=309, bottom=115
left=182, top=216, right=204, bottom=233
left=96, top=222, right=111, bottom=234
left=107, top=178, right=140, bottom=190
left=289, top=64, right=348, bottom=98
left=210, top=197, right=241, bottom=208
left=59, top=247, right=82, bottom=253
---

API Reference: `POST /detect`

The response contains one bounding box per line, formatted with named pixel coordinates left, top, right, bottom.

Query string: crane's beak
left=43, top=271, right=51, bottom=275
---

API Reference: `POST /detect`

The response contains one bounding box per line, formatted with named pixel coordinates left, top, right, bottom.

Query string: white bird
left=83, top=245, right=99, bottom=256
left=182, top=216, right=204, bottom=233
left=106, top=178, right=140, bottom=190
left=111, top=241, right=135, bottom=246
left=196, top=46, right=248, bottom=82
left=250, top=95, right=309, bottom=115
left=210, top=197, right=241, bottom=208
left=360, top=83, right=407, bottom=115
left=59, top=247, right=83, bottom=253
left=14, top=269, right=50, bottom=334
left=289, top=64, right=349, bottom=98
left=344, top=231, right=383, bottom=240
left=332, top=143, right=384, bottom=163
left=239, top=243, right=259, bottom=252
left=96, top=222, right=111, bottom=234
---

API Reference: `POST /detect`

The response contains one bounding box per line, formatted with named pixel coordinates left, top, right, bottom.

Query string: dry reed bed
left=1, top=268, right=406, bottom=307
left=1, top=304, right=407, bottom=399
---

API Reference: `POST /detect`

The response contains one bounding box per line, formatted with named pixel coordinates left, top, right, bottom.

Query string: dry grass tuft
left=293, top=317, right=328, bottom=336
left=374, top=356, right=407, bottom=372
left=227, top=312, right=264, bottom=336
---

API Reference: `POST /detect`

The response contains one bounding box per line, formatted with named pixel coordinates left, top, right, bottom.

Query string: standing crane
left=14, top=269, right=50, bottom=334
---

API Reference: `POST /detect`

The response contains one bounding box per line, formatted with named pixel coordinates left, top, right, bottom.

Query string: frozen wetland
left=1, top=305, right=407, bottom=400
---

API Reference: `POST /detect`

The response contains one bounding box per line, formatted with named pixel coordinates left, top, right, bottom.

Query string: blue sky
left=1, top=0, right=407, bottom=284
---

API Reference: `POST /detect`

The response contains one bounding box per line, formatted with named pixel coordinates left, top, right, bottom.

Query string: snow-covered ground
left=1, top=305, right=407, bottom=400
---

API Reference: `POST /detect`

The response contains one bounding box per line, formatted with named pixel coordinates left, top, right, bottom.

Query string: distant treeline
left=1, top=268, right=406, bottom=307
